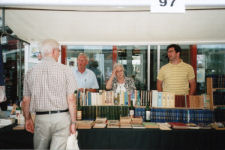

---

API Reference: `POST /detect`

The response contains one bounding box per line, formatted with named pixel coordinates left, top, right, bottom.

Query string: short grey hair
left=78, top=53, right=89, bottom=61
left=113, top=63, right=124, bottom=70
left=40, top=39, right=59, bottom=57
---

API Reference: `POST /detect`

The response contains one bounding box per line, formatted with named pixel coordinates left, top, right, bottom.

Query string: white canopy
left=1, top=0, right=225, bottom=44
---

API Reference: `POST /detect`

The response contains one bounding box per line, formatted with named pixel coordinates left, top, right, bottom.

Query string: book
left=157, top=122, right=171, bottom=130
left=13, top=124, right=25, bottom=130
left=107, top=120, right=120, bottom=128
left=77, top=120, right=94, bottom=129
left=132, top=124, right=145, bottom=129
left=186, top=123, right=200, bottom=129
left=169, top=122, right=188, bottom=129
left=143, top=122, right=159, bottom=129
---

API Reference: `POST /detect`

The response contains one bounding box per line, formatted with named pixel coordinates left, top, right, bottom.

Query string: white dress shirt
left=73, top=67, right=99, bottom=89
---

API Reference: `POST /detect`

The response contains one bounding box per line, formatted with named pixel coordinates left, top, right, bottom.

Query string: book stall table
left=1, top=124, right=225, bottom=150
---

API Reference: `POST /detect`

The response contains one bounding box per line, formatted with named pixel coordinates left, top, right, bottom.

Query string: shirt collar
left=75, top=67, right=87, bottom=74
left=169, top=59, right=183, bottom=65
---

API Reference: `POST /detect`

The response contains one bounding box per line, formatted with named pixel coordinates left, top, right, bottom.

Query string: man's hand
left=25, top=118, right=34, bottom=133
left=70, top=123, right=76, bottom=134
left=189, top=78, right=196, bottom=95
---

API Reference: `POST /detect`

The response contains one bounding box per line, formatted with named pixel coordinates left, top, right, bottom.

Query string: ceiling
left=1, top=5, right=225, bottom=44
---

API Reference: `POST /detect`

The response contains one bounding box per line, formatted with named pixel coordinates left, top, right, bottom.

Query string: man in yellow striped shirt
left=157, top=44, right=196, bottom=95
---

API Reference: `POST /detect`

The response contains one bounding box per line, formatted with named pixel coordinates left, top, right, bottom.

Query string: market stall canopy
left=1, top=0, right=225, bottom=44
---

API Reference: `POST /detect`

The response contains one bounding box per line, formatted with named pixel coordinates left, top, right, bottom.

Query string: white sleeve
left=92, top=73, right=99, bottom=89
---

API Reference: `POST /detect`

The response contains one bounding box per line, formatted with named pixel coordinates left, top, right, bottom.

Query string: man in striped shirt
left=22, top=39, right=77, bottom=150
left=157, top=44, right=196, bottom=95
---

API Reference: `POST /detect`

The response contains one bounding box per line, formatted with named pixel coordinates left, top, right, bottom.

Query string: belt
left=36, top=109, right=69, bottom=115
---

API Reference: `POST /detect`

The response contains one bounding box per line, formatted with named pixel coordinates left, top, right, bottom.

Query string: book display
left=75, top=88, right=215, bottom=130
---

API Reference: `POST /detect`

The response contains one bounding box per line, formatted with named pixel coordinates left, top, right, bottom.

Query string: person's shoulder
left=181, top=62, right=193, bottom=69
left=125, top=77, right=134, bottom=81
left=86, top=68, right=95, bottom=75
left=160, top=63, right=170, bottom=70
left=55, top=63, right=74, bottom=74
left=26, top=61, right=43, bottom=74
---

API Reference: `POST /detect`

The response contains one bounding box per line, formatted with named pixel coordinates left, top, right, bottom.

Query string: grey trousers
left=34, top=112, right=70, bottom=150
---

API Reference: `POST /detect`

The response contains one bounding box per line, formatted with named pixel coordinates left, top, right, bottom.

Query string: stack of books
left=107, top=120, right=120, bottom=128
left=120, top=116, right=132, bottom=128
left=77, top=120, right=94, bottom=129
left=157, top=122, right=171, bottom=130
left=93, top=117, right=107, bottom=128
left=131, top=117, right=145, bottom=129
left=131, top=117, right=143, bottom=124
left=211, top=122, right=225, bottom=130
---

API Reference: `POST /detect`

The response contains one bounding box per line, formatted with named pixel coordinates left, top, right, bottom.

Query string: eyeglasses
left=117, top=70, right=123, bottom=73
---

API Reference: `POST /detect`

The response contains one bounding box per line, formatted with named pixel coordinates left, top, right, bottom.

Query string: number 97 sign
left=151, top=0, right=185, bottom=13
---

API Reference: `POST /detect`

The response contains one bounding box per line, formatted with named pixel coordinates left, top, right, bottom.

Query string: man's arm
left=189, top=78, right=196, bottom=95
left=67, top=93, right=76, bottom=134
left=157, top=79, right=163, bottom=92
left=22, top=96, right=34, bottom=133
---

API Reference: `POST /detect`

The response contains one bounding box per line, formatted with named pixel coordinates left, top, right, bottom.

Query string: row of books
left=213, top=91, right=225, bottom=105
left=80, top=106, right=129, bottom=120
left=77, top=106, right=214, bottom=124
left=76, top=90, right=211, bottom=109
left=150, top=108, right=213, bottom=124
left=152, top=91, right=210, bottom=109
left=208, top=75, right=225, bottom=88
left=76, top=90, right=150, bottom=107
left=76, top=118, right=212, bottom=130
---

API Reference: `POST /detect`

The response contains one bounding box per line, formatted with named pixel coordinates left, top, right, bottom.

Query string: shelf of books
left=207, top=75, right=225, bottom=130
left=74, top=90, right=215, bottom=130
left=207, top=75, right=225, bottom=110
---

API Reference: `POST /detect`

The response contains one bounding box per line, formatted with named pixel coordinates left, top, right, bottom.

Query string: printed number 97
left=159, top=0, right=176, bottom=7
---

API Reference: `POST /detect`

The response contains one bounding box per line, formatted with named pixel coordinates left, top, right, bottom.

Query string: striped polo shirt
left=157, top=60, right=195, bottom=95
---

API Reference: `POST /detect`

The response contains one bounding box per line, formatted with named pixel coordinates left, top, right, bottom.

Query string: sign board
left=151, top=0, right=185, bottom=13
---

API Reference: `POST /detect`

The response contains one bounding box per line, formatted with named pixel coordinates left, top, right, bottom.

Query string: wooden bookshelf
left=207, top=77, right=225, bottom=110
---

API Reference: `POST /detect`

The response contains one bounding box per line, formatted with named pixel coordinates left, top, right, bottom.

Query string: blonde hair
left=113, top=63, right=124, bottom=71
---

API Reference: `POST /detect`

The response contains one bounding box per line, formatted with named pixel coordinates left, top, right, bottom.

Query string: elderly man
left=22, top=39, right=77, bottom=150
left=73, top=53, right=99, bottom=92
left=157, top=44, right=196, bottom=95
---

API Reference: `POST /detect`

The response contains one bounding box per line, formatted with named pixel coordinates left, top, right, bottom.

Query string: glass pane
left=1, top=36, right=25, bottom=108
left=117, top=46, right=148, bottom=90
left=197, top=44, right=225, bottom=93
left=66, top=45, right=148, bottom=90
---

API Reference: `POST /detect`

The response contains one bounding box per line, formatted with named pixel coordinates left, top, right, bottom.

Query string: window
left=66, top=45, right=148, bottom=90
left=197, top=44, right=225, bottom=93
